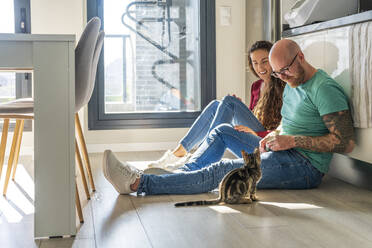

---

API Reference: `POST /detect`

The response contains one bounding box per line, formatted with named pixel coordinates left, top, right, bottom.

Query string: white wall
left=31, top=0, right=85, bottom=36
left=245, top=0, right=264, bottom=104
left=19, top=0, right=247, bottom=153
left=215, top=0, right=246, bottom=100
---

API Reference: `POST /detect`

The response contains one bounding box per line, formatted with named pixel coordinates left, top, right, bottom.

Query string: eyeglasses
left=271, top=53, right=298, bottom=78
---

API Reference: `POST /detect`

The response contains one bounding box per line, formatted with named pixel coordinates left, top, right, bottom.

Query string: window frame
left=87, top=0, right=216, bottom=130
left=15, top=0, right=32, bottom=131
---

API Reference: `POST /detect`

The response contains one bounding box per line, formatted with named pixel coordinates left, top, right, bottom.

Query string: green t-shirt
left=281, top=69, right=349, bottom=173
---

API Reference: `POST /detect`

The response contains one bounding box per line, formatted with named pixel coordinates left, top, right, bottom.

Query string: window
left=0, top=0, right=32, bottom=130
left=87, top=0, right=216, bottom=129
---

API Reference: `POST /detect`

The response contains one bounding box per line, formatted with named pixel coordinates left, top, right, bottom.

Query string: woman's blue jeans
left=179, top=95, right=264, bottom=171
left=137, top=149, right=324, bottom=195
left=179, top=95, right=265, bottom=152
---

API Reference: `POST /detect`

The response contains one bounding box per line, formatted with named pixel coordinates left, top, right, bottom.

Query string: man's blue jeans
left=137, top=149, right=324, bottom=195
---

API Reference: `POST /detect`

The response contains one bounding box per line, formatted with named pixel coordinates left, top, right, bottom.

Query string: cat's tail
left=174, top=198, right=221, bottom=207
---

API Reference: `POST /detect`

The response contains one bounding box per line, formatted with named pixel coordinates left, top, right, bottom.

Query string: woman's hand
left=228, top=94, right=242, bottom=102
left=232, top=94, right=242, bottom=101
left=234, top=125, right=257, bottom=136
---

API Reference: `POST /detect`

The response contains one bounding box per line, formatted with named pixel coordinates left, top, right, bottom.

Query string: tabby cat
left=174, top=148, right=262, bottom=207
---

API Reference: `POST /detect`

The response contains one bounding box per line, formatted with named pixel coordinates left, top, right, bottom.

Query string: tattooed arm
left=293, top=110, right=355, bottom=153
left=262, top=110, right=355, bottom=154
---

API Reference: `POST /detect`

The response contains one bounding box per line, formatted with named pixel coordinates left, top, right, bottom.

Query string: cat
left=174, top=148, right=262, bottom=207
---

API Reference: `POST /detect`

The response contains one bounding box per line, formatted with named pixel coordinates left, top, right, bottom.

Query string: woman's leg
left=149, top=96, right=265, bottom=169
left=136, top=150, right=323, bottom=195
left=181, top=124, right=261, bottom=171
left=207, top=95, right=266, bottom=134
left=178, top=100, right=220, bottom=152
left=180, top=95, right=265, bottom=153
left=148, top=100, right=221, bottom=167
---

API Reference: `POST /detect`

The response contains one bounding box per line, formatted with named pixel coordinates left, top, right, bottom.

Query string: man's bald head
left=269, top=39, right=310, bottom=88
left=269, top=39, right=301, bottom=69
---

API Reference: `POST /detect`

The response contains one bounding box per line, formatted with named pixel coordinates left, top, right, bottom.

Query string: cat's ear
left=253, top=148, right=260, bottom=159
left=241, top=150, right=248, bottom=162
left=253, top=148, right=261, bottom=167
left=241, top=150, right=246, bottom=157
left=241, top=150, right=251, bottom=167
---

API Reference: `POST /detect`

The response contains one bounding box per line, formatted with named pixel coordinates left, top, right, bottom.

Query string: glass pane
left=103, top=0, right=201, bottom=113
left=0, top=72, right=16, bottom=103
left=0, top=0, right=16, bottom=103
left=0, top=0, right=15, bottom=33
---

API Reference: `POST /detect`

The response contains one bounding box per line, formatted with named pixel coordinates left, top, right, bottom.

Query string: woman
left=102, top=40, right=314, bottom=195
left=147, top=40, right=286, bottom=170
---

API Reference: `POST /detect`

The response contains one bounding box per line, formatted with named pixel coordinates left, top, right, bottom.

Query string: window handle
left=20, top=8, right=26, bottom=33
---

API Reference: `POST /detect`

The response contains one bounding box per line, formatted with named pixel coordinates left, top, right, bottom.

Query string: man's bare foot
left=130, top=177, right=141, bottom=191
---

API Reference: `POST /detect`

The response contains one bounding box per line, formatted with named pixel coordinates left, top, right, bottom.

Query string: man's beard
left=286, top=65, right=305, bottom=88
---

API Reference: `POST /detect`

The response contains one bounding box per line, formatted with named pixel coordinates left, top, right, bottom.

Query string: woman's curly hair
left=248, top=40, right=286, bottom=130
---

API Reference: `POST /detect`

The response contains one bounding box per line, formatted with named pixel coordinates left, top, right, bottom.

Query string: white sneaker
left=102, top=150, right=143, bottom=194
left=164, top=153, right=193, bottom=170
left=147, top=150, right=182, bottom=168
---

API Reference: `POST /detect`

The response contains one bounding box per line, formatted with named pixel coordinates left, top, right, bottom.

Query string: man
left=103, top=39, right=355, bottom=195
left=261, top=39, right=355, bottom=169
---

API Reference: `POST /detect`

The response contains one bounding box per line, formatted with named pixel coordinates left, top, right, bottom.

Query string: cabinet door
left=289, top=30, right=327, bottom=71
left=325, top=26, right=351, bottom=97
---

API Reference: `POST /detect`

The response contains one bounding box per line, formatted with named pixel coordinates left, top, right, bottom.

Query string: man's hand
left=259, top=134, right=295, bottom=153
left=234, top=125, right=257, bottom=136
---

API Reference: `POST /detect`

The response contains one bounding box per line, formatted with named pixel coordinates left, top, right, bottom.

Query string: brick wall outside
left=104, top=0, right=200, bottom=113
left=135, top=1, right=189, bottom=111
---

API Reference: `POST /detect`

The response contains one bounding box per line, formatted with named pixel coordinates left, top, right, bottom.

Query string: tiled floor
left=1, top=151, right=372, bottom=248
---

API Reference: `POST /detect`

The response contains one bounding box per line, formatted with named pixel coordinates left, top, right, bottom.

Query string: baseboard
left=86, top=142, right=178, bottom=153
left=329, top=153, right=372, bottom=191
